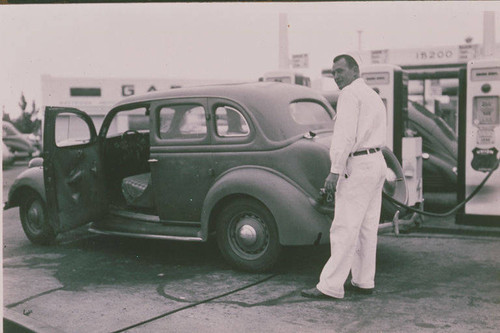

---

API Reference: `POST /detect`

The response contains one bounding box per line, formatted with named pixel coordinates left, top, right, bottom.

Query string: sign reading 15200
left=415, top=49, right=454, bottom=60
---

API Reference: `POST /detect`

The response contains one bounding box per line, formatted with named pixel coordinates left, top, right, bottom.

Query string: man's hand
left=324, top=173, right=340, bottom=194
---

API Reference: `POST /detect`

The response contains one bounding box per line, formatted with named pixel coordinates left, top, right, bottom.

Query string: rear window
left=289, top=101, right=332, bottom=125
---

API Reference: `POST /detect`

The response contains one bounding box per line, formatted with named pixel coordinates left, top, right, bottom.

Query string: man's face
left=332, top=58, right=358, bottom=90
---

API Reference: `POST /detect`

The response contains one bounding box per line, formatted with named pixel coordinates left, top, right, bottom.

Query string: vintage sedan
left=3, top=142, right=15, bottom=167
left=5, top=82, right=408, bottom=272
left=2, top=121, right=40, bottom=158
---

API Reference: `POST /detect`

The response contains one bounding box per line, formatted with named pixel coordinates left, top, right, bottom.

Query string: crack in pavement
left=111, top=274, right=278, bottom=333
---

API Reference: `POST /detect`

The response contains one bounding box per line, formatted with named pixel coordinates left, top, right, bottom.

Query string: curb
left=415, top=224, right=500, bottom=238
left=4, top=308, right=65, bottom=333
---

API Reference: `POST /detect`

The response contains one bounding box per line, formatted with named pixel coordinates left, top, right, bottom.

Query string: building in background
left=41, top=75, right=237, bottom=137
left=41, top=75, right=235, bottom=128
left=322, top=42, right=500, bottom=132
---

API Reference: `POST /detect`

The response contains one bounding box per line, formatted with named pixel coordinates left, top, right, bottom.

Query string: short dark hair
left=333, top=54, right=359, bottom=69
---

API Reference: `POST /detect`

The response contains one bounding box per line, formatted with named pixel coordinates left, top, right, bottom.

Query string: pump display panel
left=473, top=96, right=499, bottom=125
left=362, top=72, right=390, bottom=85
left=470, top=67, right=500, bottom=81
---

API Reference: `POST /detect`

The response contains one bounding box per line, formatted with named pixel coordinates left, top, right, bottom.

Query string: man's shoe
left=301, top=287, right=337, bottom=299
left=346, top=283, right=374, bottom=295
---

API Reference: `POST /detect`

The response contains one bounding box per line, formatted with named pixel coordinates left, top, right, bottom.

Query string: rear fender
left=201, top=166, right=331, bottom=246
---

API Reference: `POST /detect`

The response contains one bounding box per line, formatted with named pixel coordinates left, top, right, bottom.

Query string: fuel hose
left=383, top=158, right=500, bottom=218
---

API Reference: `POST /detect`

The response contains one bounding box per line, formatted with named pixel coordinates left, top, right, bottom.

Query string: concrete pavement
left=3, top=162, right=500, bottom=332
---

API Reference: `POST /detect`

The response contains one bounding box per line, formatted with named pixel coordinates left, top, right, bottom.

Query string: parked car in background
left=2, top=142, right=15, bottom=167
left=5, top=82, right=409, bottom=272
left=2, top=121, right=40, bottom=158
left=406, top=101, right=457, bottom=192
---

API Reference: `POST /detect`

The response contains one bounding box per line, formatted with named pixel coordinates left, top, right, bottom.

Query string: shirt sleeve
left=329, top=90, right=360, bottom=174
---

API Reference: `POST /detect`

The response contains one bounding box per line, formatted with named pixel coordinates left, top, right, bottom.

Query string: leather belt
left=349, top=147, right=380, bottom=157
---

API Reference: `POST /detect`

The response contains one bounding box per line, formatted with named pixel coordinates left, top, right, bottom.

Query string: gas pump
left=362, top=64, right=424, bottom=207
left=457, top=58, right=500, bottom=226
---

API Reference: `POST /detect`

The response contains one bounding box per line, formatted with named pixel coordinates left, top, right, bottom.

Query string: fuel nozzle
left=318, top=187, right=335, bottom=207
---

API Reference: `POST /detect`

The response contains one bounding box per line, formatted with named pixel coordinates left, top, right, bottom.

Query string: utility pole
left=279, top=13, right=290, bottom=69
left=482, top=11, right=496, bottom=57
left=357, top=30, right=363, bottom=51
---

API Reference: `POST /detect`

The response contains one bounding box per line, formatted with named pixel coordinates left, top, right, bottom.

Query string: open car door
left=44, top=107, right=107, bottom=233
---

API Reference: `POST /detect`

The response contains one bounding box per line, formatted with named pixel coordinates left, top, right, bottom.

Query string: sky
left=1, top=1, right=499, bottom=118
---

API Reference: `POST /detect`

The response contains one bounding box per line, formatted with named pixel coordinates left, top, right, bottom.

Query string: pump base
left=456, top=214, right=500, bottom=227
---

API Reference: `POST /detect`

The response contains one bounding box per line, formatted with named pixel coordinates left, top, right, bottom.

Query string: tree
left=13, top=92, right=41, bottom=135
left=2, top=106, right=11, bottom=122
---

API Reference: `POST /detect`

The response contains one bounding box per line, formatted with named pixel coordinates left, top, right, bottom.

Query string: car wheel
left=20, top=191, right=56, bottom=245
left=216, top=198, right=282, bottom=272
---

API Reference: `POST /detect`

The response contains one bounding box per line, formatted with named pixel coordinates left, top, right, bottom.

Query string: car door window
left=158, top=104, right=207, bottom=139
left=106, top=107, right=148, bottom=138
left=215, top=106, right=249, bottom=137
left=54, top=113, right=92, bottom=147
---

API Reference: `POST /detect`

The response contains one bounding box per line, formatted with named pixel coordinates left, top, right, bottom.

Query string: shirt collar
left=351, top=78, right=364, bottom=86
left=343, top=77, right=364, bottom=89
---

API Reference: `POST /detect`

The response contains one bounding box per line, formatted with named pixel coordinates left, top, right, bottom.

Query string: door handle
left=67, top=169, right=83, bottom=185
left=148, top=159, right=158, bottom=163
left=90, top=161, right=98, bottom=175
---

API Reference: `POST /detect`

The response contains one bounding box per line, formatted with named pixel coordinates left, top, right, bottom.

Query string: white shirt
left=329, top=78, right=386, bottom=174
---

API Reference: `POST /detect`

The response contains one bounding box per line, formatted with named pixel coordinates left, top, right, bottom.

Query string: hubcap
left=229, top=213, right=269, bottom=260
left=26, top=200, right=44, bottom=234
left=238, top=224, right=257, bottom=246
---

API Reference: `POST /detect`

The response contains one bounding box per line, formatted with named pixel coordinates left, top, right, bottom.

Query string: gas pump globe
left=458, top=58, right=500, bottom=225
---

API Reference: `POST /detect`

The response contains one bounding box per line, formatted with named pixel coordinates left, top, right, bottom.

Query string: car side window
left=158, top=104, right=207, bottom=139
left=54, top=113, right=92, bottom=147
left=215, top=106, right=249, bottom=137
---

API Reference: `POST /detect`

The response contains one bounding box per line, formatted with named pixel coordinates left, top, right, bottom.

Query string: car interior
left=101, top=107, right=154, bottom=213
left=100, top=103, right=219, bottom=214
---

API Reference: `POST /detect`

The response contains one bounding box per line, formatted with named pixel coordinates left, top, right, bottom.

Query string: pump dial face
left=473, top=96, right=499, bottom=126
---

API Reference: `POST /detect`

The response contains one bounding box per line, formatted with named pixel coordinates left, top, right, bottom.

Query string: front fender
left=201, top=166, right=332, bottom=246
left=5, top=166, right=45, bottom=210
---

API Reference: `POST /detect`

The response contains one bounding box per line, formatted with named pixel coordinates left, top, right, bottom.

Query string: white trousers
left=317, top=151, right=387, bottom=298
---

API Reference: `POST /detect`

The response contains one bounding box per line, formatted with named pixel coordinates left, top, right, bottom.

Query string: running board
left=88, top=224, right=203, bottom=242
left=109, top=207, right=160, bottom=223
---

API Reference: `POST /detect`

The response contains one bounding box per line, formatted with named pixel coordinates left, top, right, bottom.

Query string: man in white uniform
left=302, top=54, right=387, bottom=299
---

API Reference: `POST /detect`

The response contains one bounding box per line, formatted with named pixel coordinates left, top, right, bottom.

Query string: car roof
left=113, top=82, right=326, bottom=108
left=112, top=82, right=334, bottom=142
left=2, top=121, right=21, bottom=135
